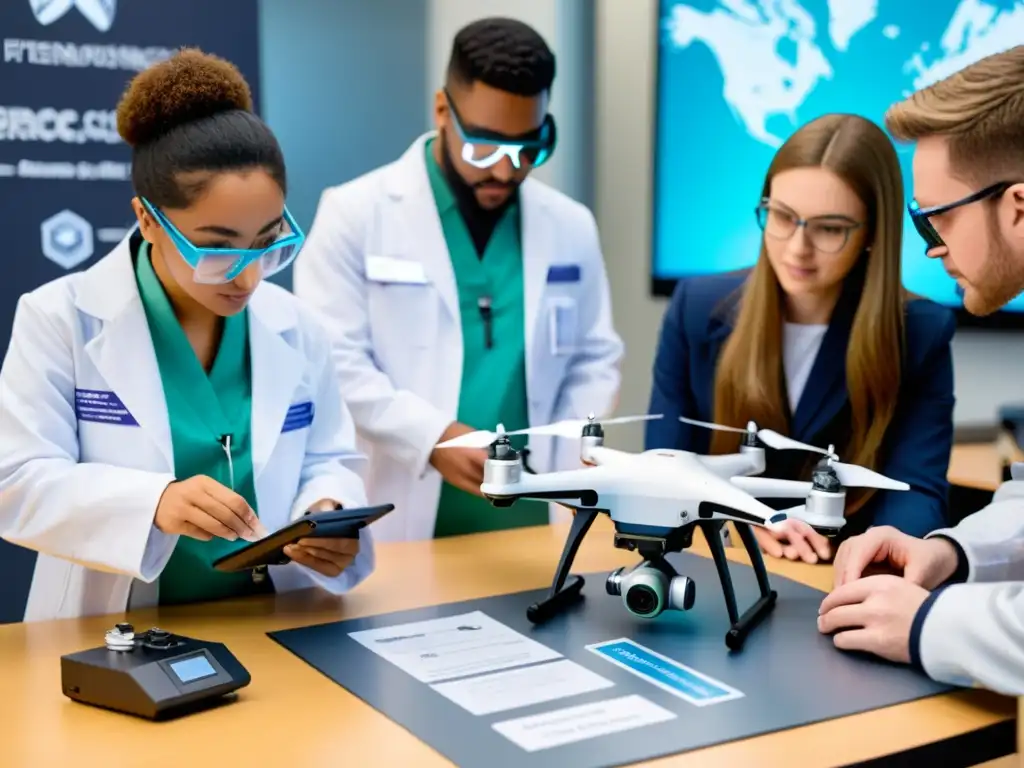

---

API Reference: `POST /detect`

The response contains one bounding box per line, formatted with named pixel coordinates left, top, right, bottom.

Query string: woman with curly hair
left=0, top=48, right=375, bottom=620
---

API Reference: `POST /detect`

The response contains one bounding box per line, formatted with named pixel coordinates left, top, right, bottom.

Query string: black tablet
left=212, top=504, right=394, bottom=573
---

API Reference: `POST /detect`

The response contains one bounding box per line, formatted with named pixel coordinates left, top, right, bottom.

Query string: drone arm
left=481, top=467, right=606, bottom=508
left=582, top=445, right=637, bottom=467
left=730, top=475, right=813, bottom=499
left=697, top=451, right=764, bottom=478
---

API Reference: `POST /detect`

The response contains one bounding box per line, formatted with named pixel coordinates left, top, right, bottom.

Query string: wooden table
left=948, top=443, right=1007, bottom=492
left=0, top=517, right=1015, bottom=768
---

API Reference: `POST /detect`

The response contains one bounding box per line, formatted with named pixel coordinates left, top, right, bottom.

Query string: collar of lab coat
left=73, top=232, right=297, bottom=334
left=381, top=132, right=556, bottom=363
left=71, top=233, right=303, bottom=476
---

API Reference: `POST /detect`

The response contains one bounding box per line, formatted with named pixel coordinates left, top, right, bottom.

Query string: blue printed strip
left=586, top=638, right=744, bottom=707
left=546, top=263, right=581, bottom=283
left=282, top=401, right=314, bottom=433
left=74, top=389, right=138, bottom=426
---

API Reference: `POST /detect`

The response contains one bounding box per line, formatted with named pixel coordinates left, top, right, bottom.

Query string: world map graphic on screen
left=653, top=0, right=1024, bottom=313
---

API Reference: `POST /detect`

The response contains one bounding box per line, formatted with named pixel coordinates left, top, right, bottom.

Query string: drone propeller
left=828, top=462, right=909, bottom=491
left=680, top=416, right=909, bottom=491
left=435, top=423, right=510, bottom=449
left=435, top=414, right=663, bottom=449
left=515, top=413, right=663, bottom=438
left=678, top=416, right=831, bottom=456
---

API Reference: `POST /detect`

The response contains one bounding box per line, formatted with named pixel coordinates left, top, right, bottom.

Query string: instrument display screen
left=168, top=654, right=217, bottom=684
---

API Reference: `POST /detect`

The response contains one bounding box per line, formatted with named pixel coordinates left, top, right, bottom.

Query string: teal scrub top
left=425, top=138, right=549, bottom=536
left=134, top=242, right=271, bottom=605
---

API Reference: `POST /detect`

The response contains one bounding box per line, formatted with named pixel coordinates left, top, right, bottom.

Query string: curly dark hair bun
left=116, top=47, right=253, bottom=148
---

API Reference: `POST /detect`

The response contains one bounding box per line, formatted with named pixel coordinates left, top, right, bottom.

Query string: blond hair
left=885, top=45, right=1024, bottom=186
left=711, top=114, right=907, bottom=516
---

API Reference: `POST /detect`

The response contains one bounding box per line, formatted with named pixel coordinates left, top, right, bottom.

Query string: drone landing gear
left=700, top=521, right=777, bottom=651
left=527, top=509, right=599, bottom=624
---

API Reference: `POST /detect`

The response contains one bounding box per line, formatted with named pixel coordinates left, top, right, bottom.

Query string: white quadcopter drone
left=436, top=413, right=909, bottom=651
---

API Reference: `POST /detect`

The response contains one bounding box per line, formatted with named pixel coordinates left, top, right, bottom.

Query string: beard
left=963, top=210, right=1024, bottom=315
left=438, top=126, right=519, bottom=209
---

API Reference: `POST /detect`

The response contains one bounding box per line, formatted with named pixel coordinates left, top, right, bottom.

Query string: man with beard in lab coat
left=292, top=17, right=623, bottom=541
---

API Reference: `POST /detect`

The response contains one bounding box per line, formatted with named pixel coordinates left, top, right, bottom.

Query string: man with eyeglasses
left=292, top=17, right=623, bottom=542
left=817, top=45, right=1024, bottom=694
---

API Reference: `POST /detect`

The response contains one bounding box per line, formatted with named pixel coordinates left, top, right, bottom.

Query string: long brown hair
left=710, top=114, right=907, bottom=514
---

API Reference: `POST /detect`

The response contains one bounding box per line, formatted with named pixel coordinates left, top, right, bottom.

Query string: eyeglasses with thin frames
left=755, top=199, right=863, bottom=254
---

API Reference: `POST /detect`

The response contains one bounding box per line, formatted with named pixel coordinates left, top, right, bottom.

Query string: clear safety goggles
left=444, top=89, right=556, bottom=170
left=141, top=197, right=305, bottom=284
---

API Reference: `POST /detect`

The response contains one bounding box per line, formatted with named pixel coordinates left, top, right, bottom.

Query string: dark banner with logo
left=0, top=0, right=261, bottom=623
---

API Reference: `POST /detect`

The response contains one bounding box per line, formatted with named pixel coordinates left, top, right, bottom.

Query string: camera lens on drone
left=625, top=584, right=659, bottom=616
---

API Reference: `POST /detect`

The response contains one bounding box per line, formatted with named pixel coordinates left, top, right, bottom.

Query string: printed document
left=430, top=658, right=614, bottom=716
left=348, top=611, right=560, bottom=683
left=492, top=694, right=676, bottom=752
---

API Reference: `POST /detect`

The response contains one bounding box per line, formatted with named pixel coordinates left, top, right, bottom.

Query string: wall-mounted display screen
left=651, top=0, right=1024, bottom=326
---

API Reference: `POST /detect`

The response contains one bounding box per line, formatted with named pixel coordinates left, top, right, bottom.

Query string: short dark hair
left=115, top=47, right=286, bottom=209
left=446, top=17, right=555, bottom=97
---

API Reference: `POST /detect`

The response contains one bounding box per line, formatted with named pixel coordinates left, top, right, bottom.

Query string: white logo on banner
left=41, top=209, right=94, bottom=269
left=29, top=0, right=116, bottom=33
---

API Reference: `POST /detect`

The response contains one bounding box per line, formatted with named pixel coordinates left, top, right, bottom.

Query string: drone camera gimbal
left=607, top=560, right=696, bottom=618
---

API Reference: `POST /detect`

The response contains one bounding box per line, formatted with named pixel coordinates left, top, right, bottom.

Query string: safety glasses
left=908, top=181, right=1017, bottom=252
left=141, top=197, right=305, bottom=284
left=444, top=89, right=556, bottom=170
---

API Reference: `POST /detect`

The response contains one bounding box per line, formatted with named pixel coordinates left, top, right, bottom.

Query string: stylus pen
left=478, top=296, right=493, bottom=349
left=218, top=434, right=235, bottom=490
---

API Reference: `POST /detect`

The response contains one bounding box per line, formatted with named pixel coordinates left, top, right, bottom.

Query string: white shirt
left=782, top=322, right=827, bottom=412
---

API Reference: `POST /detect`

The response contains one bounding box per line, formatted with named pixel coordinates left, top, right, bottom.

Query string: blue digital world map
left=653, top=0, right=1024, bottom=313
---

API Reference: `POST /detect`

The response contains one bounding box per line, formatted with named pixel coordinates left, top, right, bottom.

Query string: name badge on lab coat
left=75, top=389, right=139, bottom=427
left=365, top=255, right=428, bottom=285
left=548, top=297, right=578, bottom=356
left=547, top=263, right=581, bottom=284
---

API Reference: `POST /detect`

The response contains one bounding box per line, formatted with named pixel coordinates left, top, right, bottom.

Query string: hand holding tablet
left=212, top=504, right=394, bottom=574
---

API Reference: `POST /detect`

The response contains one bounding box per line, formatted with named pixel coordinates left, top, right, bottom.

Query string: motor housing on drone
left=482, top=436, right=522, bottom=507
left=580, top=420, right=604, bottom=464
left=799, top=458, right=847, bottom=536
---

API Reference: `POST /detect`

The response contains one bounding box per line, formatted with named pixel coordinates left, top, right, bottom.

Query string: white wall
left=951, top=330, right=1024, bottom=423
left=592, top=0, right=1024, bottom=446
left=593, top=0, right=666, bottom=452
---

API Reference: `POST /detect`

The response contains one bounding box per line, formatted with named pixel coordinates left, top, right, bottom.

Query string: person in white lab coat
left=0, top=49, right=374, bottom=621
left=816, top=45, right=1024, bottom=694
left=292, top=18, right=623, bottom=542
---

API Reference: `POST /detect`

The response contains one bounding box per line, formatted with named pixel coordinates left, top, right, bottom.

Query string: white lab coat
left=918, top=476, right=1024, bottom=694
left=292, top=133, right=623, bottom=541
left=0, top=235, right=375, bottom=621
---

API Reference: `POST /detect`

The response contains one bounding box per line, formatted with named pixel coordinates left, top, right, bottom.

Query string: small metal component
left=104, top=623, right=136, bottom=652
left=483, top=435, right=522, bottom=487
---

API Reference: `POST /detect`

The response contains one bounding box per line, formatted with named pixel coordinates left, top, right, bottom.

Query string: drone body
left=437, top=413, right=909, bottom=650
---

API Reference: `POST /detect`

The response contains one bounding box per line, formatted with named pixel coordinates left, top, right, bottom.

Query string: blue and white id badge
left=548, top=297, right=578, bottom=356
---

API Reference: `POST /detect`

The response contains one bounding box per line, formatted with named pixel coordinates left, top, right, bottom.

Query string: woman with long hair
left=646, top=113, right=956, bottom=563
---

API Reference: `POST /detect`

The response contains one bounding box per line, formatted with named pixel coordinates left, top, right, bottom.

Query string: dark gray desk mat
left=268, top=553, right=955, bottom=767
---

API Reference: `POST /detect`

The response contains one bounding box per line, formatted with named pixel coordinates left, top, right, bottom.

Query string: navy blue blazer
left=645, top=268, right=957, bottom=540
